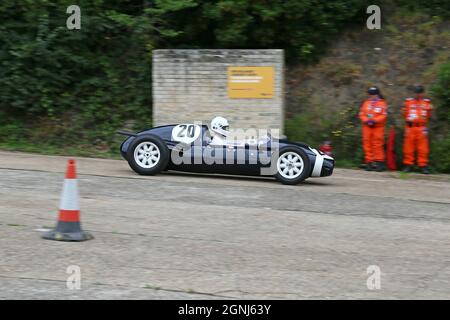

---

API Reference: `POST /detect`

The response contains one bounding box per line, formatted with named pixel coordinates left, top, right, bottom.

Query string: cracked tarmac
left=0, top=151, right=449, bottom=299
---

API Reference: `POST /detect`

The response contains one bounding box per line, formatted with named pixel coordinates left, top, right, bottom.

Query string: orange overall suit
left=402, top=97, right=432, bottom=167
left=359, top=98, right=388, bottom=164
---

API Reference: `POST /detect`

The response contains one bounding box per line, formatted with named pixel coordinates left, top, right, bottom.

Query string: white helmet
left=210, top=116, right=230, bottom=137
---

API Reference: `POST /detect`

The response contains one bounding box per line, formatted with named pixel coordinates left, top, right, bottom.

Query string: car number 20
left=171, top=124, right=201, bottom=144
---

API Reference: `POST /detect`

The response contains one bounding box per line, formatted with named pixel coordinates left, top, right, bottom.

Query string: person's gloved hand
left=366, top=120, right=375, bottom=126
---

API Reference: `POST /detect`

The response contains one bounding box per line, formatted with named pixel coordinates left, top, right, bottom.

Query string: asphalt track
left=0, top=151, right=449, bottom=299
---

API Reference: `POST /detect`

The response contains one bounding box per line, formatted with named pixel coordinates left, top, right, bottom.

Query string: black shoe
left=365, top=162, right=373, bottom=171
left=420, top=166, right=430, bottom=174
left=375, top=162, right=385, bottom=172
left=402, top=166, right=412, bottom=173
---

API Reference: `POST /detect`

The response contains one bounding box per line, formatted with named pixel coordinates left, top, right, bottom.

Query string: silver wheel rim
left=134, top=142, right=160, bottom=169
left=277, top=152, right=304, bottom=179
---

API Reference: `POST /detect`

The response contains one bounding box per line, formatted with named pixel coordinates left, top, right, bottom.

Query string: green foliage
left=430, top=135, right=450, bottom=173
left=0, top=0, right=372, bottom=155
left=431, top=63, right=450, bottom=129
left=389, top=0, right=450, bottom=18
left=0, top=0, right=192, bottom=151
left=285, top=105, right=363, bottom=166
left=159, top=0, right=371, bottom=61
left=325, top=63, right=362, bottom=86
left=0, top=0, right=449, bottom=171
left=285, top=5, right=449, bottom=172
left=429, top=63, right=450, bottom=173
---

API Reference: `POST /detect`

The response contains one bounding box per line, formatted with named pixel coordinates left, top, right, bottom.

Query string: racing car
left=118, top=117, right=334, bottom=185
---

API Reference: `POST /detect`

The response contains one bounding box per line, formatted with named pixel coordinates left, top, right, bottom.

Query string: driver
left=209, top=116, right=230, bottom=146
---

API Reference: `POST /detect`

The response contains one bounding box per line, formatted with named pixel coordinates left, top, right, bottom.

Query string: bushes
left=390, top=0, right=450, bottom=18
left=160, top=0, right=372, bottom=61
left=430, top=136, right=450, bottom=173
left=431, top=63, right=450, bottom=130
left=429, top=62, right=450, bottom=172
left=285, top=105, right=363, bottom=166
left=0, top=0, right=371, bottom=154
left=0, top=0, right=171, bottom=151
left=0, top=1, right=448, bottom=171
left=285, top=60, right=450, bottom=172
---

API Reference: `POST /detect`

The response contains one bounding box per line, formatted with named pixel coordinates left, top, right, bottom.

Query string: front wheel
left=127, top=135, right=169, bottom=175
left=274, top=147, right=311, bottom=185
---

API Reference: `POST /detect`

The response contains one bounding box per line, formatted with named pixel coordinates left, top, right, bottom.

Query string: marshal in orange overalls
left=402, top=97, right=432, bottom=167
left=359, top=97, right=388, bottom=164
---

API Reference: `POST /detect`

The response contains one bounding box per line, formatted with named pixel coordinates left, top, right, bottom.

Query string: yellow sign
left=227, top=66, right=274, bottom=99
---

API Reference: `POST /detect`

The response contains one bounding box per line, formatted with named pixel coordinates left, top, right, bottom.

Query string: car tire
left=127, top=135, right=169, bottom=175
left=274, top=147, right=311, bottom=185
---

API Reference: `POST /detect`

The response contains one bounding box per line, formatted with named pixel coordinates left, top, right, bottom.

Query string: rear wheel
left=274, top=147, right=311, bottom=185
left=127, top=135, right=169, bottom=175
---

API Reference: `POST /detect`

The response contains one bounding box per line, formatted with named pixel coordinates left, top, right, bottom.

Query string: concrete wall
left=152, top=49, right=284, bottom=133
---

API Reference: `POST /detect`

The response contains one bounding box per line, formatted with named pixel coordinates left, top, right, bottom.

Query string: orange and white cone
left=42, top=159, right=93, bottom=241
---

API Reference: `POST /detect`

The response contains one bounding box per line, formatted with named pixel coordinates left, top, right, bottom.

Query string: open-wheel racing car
left=118, top=117, right=334, bottom=185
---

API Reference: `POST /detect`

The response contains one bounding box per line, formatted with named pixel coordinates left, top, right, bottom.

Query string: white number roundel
left=171, top=124, right=201, bottom=144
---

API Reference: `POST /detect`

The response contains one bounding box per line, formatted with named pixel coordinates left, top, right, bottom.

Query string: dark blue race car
left=118, top=123, right=334, bottom=185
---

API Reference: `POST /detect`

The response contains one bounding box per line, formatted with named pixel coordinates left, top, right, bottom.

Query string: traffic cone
left=42, top=159, right=93, bottom=241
